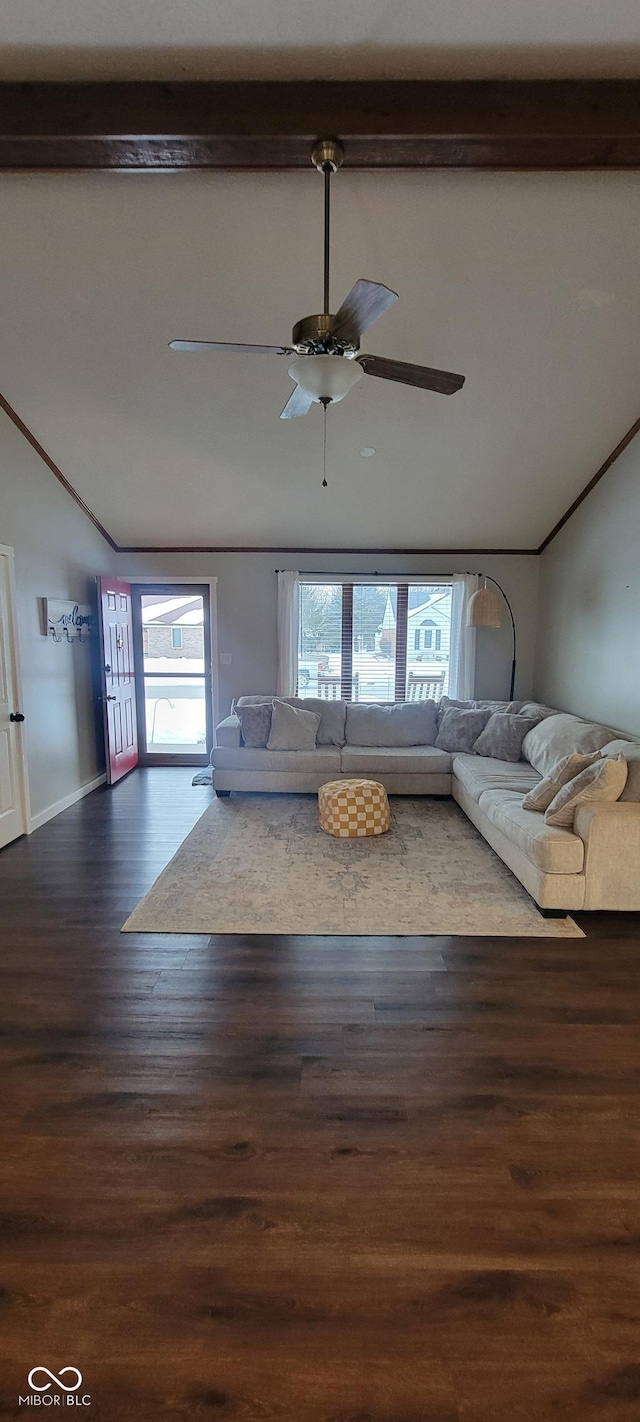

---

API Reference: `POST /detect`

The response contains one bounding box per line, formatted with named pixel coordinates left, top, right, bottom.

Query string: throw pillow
left=235, top=695, right=346, bottom=746
left=435, top=706, right=492, bottom=754
left=236, top=701, right=273, bottom=748
left=600, top=739, right=640, bottom=802
left=437, top=695, right=472, bottom=711
left=267, top=698, right=321, bottom=752
left=544, top=754, right=628, bottom=828
left=286, top=696, right=347, bottom=746
left=522, top=751, right=603, bottom=813
left=436, top=696, right=522, bottom=728
left=473, top=713, right=540, bottom=763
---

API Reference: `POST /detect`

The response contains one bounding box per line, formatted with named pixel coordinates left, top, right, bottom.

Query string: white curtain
left=276, top=570, right=300, bottom=698
left=448, top=573, right=479, bottom=700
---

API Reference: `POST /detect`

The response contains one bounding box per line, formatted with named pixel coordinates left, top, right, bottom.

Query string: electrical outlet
left=219, top=653, right=232, bottom=665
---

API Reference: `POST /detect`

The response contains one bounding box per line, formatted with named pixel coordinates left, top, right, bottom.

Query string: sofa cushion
left=518, top=701, right=558, bottom=721
left=453, top=753, right=541, bottom=803
left=212, top=745, right=341, bottom=774
left=235, top=701, right=273, bottom=748
left=478, top=789, right=584, bottom=874
left=235, top=694, right=346, bottom=746
left=341, top=745, right=452, bottom=776
left=267, top=699, right=320, bottom=752
left=435, top=706, right=491, bottom=753
left=473, top=713, right=540, bottom=763
left=545, top=754, right=628, bottom=828
left=601, top=739, right=640, bottom=802
left=345, top=700, right=437, bottom=747
left=522, top=712, right=616, bottom=777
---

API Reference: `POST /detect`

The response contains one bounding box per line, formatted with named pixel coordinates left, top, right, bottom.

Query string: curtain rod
left=275, top=570, right=457, bottom=578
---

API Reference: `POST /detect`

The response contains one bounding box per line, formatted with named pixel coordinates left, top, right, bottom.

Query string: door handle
left=106, top=695, right=117, bottom=702
left=9, top=712, right=25, bottom=722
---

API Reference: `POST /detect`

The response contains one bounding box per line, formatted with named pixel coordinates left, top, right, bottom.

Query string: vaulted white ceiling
left=2, top=0, right=640, bottom=80
left=1, top=168, right=639, bottom=548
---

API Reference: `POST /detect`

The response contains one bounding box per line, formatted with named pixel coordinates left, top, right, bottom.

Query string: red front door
left=99, top=577, right=138, bottom=784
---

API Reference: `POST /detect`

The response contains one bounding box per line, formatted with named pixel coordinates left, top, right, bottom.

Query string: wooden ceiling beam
left=1, top=80, right=640, bottom=170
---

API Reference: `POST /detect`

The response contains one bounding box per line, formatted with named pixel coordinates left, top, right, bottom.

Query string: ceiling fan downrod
left=311, top=139, right=344, bottom=319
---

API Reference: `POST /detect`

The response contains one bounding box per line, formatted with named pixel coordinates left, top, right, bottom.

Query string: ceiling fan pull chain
left=322, top=399, right=328, bottom=487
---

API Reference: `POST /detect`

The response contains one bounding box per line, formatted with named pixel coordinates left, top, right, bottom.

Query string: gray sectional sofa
left=212, top=695, right=640, bottom=913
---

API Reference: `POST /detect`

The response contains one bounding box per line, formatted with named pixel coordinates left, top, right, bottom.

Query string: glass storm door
left=131, top=585, right=213, bottom=764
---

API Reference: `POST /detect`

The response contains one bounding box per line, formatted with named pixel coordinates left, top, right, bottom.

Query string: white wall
left=535, top=434, right=640, bottom=737
left=116, top=550, right=540, bottom=717
left=0, top=410, right=114, bottom=823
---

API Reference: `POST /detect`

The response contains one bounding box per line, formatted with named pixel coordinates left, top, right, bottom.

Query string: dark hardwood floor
left=1, top=767, right=640, bottom=1420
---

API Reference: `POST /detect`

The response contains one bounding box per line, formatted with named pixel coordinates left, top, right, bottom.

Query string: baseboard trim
left=28, top=773, right=107, bottom=833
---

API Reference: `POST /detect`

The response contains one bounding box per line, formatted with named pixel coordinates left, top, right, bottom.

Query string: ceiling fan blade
left=358, top=354, right=465, bottom=395
left=169, top=340, right=293, bottom=354
left=280, top=385, right=315, bottom=419
left=330, top=280, right=399, bottom=345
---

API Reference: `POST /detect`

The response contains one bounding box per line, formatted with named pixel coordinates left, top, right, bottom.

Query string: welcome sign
left=44, top=599, right=93, bottom=643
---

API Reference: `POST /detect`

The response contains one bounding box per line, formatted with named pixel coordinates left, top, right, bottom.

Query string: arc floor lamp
left=466, top=575, right=517, bottom=700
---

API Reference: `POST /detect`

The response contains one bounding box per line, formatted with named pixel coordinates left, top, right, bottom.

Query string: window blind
left=297, top=579, right=452, bottom=704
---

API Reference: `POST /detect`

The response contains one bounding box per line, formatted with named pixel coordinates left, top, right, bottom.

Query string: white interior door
left=0, top=547, right=28, bottom=848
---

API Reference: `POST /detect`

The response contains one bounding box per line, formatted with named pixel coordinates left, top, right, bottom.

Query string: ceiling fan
left=169, top=138, right=465, bottom=419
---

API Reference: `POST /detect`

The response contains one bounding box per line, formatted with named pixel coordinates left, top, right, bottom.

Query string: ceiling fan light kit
left=288, top=354, right=364, bottom=404
left=169, top=135, right=465, bottom=425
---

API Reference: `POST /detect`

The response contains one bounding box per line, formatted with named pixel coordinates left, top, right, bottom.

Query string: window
left=298, top=580, right=452, bottom=702
left=171, top=626, right=183, bottom=649
left=297, top=583, right=342, bottom=696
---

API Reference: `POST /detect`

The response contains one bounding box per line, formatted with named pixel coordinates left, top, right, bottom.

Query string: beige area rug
left=122, top=794, right=583, bottom=938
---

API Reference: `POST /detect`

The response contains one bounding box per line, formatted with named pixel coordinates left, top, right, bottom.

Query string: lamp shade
left=288, top=354, right=364, bottom=404
left=467, top=585, right=502, bottom=628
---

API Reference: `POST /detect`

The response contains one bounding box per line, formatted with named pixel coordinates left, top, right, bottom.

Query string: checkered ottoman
left=318, top=779, right=390, bottom=838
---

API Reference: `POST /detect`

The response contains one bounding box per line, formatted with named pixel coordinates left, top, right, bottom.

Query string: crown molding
left=116, top=544, right=538, bottom=555
left=2, top=80, right=640, bottom=172
left=0, top=393, right=118, bottom=549
left=538, top=411, right=640, bottom=553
